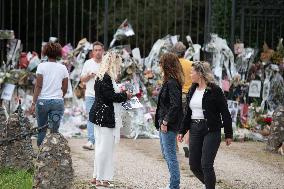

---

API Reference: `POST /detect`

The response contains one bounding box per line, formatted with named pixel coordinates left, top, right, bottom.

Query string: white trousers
left=93, top=125, right=115, bottom=181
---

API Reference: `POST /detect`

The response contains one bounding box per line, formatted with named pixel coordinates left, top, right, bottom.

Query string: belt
left=191, top=119, right=205, bottom=124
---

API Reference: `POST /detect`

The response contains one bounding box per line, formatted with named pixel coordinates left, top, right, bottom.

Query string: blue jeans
left=35, top=99, right=64, bottom=146
left=160, top=131, right=180, bottom=189
left=85, top=96, right=95, bottom=144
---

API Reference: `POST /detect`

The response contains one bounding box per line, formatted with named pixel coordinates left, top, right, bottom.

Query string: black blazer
left=155, top=78, right=183, bottom=132
left=179, top=83, right=233, bottom=139
left=89, top=74, right=127, bottom=128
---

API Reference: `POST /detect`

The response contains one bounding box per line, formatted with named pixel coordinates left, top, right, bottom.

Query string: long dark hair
left=159, top=52, right=184, bottom=86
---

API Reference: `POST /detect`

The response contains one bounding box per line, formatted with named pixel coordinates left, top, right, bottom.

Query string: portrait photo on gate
left=248, top=80, right=262, bottom=98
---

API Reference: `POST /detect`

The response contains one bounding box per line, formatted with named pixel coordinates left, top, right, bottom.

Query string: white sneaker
left=82, top=141, right=94, bottom=150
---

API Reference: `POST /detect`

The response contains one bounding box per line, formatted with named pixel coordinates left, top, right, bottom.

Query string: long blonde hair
left=96, top=51, right=122, bottom=81
left=192, top=61, right=215, bottom=84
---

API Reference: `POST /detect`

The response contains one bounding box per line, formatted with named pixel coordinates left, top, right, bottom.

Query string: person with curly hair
left=30, top=42, right=69, bottom=146
left=89, top=51, right=132, bottom=188
left=155, top=52, right=184, bottom=189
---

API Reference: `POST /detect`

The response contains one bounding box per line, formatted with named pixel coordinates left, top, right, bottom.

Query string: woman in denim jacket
left=155, top=52, right=184, bottom=189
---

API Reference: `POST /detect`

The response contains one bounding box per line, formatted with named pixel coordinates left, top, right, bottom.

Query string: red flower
left=136, top=89, right=143, bottom=99
left=264, top=117, right=272, bottom=123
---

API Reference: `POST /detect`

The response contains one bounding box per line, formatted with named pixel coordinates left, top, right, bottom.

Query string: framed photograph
left=248, top=80, right=261, bottom=98
left=121, top=97, right=143, bottom=110
left=227, top=100, right=239, bottom=128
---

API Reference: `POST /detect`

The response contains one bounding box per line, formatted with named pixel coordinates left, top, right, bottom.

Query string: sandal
left=96, top=180, right=114, bottom=188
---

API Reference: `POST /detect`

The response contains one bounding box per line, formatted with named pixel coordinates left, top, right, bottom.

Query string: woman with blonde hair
left=89, top=51, right=132, bottom=188
left=155, top=52, right=184, bottom=189
left=178, top=61, right=233, bottom=189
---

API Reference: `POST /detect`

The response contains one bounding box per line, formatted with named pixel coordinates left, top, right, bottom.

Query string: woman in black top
left=178, top=61, right=233, bottom=189
left=89, top=51, right=132, bottom=188
left=155, top=52, right=184, bottom=189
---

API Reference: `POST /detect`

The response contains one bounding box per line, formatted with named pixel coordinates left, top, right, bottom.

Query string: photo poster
left=121, top=97, right=143, bottom=110
left=239, top=103, right=249, bottom=126
left=227, top=100, right=239, bottom=129
left=221, top=79, right=230, bottom=92
left=248, top=80, right=262, bottom=98
left=120, top=81, right=140, bottom=95
left=1, top=83, right=16, bottom=101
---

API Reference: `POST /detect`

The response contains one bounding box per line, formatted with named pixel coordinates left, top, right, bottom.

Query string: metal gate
left=203, top=0, right=284, bottom=48
left=231, top=0, right=284, bottom=48
left=0, top=0, right=206, bottom=57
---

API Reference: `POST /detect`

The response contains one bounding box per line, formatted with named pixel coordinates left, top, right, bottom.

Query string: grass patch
left=0, top=168, right=33, bottom=189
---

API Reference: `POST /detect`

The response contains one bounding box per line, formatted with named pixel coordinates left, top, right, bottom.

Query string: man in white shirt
left=81, top=41, right=104, bottom=150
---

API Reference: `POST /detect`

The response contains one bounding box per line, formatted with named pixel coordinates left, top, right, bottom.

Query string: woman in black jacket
left=89, top=51, right=132, bottom=188
left=155, top=52, right=184, bottom=189
left=178, top=61, right=233, bottom=189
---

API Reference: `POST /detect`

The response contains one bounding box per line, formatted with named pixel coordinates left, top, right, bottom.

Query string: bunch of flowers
left=256, top=115, right=272, bottom=129
left=248, top=101, right=272, bottom=129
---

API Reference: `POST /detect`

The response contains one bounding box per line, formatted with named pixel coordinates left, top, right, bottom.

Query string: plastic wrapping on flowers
left=110, top=46, right=160, bottom=138
left=60, top=98, right=87, bottom=138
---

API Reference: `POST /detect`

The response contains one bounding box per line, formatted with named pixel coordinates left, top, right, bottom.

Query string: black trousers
left=189, top=120, right=221, bottom=189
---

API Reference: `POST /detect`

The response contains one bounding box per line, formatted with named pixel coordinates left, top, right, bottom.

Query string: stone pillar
left=0, top=106, right=8, bottom=166
left=267, top=106, right=284, bottom=152
left=1, top=112, right=34, bottom=170
left=33, top=133, right=74, bottom=189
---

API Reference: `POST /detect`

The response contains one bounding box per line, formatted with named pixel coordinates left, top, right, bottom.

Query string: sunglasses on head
left=193, top=61, right=207, bottom=73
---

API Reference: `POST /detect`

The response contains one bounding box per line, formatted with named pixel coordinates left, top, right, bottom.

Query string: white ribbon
left=112, top=80, right=124, bottom=144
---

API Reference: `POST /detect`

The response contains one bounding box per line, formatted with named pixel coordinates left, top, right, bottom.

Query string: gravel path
left=214, top=142, right=284, bottom=189
left=69, top=139, right=284, bottom=189
left=113, top=139, right=203, bottom=189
